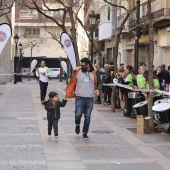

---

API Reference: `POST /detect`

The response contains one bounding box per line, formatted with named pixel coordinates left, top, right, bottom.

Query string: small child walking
left=45, top=91, right=67, bottom=139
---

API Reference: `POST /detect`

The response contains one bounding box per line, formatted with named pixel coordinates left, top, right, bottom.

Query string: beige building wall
left=153, top=28, right=170, bottom=68
left=18, top=26, right=67, bottom=58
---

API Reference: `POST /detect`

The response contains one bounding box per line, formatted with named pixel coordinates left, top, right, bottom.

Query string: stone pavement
left=0, top=78, right=170, bottom=170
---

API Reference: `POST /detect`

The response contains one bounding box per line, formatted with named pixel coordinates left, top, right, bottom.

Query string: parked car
left=49, top=68, right=60, bottom=78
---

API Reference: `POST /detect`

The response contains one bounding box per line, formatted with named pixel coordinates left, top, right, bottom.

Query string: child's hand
left=63, top=95, right=67, bottom=100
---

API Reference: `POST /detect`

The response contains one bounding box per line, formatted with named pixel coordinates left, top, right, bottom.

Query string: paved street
left=0, top=78, right=170, bottom=170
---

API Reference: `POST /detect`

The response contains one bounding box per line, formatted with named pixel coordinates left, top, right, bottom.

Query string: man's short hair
left=161, top=64, right=166, bottom=68
left=80, top=57, right=91, bottom=64
left=131, top=69, right=138, bottom=75
left=109, top=61, right=113, bottom=65
left=104, top=64, right=108, bottom=67
left=49, top=91, right=58, bottom=99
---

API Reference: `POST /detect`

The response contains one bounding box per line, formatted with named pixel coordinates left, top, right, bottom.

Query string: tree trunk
left=111, top=33, right=121, bottom=112
left=147, top=0, right=154, bottom=132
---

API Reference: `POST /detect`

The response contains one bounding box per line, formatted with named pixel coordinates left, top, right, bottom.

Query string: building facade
left=15, top=0, right=89, bottom=69
left=15, top=0, right=68, bottom=70
left=97, top=0, right=170, bottom=69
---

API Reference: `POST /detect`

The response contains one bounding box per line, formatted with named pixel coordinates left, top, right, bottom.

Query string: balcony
left=129, top=8, right=170, bottom=29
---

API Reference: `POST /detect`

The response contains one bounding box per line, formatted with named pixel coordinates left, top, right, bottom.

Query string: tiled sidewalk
left=0, top=79, right=170, bottom=170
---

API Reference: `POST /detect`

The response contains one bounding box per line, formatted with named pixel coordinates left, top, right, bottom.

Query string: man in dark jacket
left=45, top=91, right=67, bottom=139
left=161, top=64, right=170, bottom=86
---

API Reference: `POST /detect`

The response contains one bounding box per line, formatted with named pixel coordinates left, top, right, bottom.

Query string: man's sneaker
left=103, top=102, right=107, bottom=105
left=75, top=125, right=80, bottom=134
left=116, top=105, right=121, bottom=109
left=48, top=130, right=51, bottom=136
left=130, top=114, right=136, bottom=119
left=83, top=134, right=89, bottom=139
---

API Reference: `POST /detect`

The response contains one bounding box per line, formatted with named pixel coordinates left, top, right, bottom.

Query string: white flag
left=61, top=33, right=76, bottom=69
left=31, top=59, right=37, bottom=72
left=61, top=61, right=67, bottom=73
left=0, top=23, right=12, bottom=55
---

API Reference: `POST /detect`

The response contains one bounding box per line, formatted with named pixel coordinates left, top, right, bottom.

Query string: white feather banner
left=61, top=61, right=67, bottom=73
left=0, top=23, right=12, bottom=55
left=61, top=33, right=76, bottom=69
left=30, top=59, right=37, bottom=72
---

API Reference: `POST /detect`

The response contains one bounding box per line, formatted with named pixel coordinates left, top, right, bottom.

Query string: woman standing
left=144, top=70, right=162, bottom=103
left=123, top=65, right=133, bottom=117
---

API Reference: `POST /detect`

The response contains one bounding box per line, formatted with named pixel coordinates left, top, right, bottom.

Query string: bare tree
left=103, top=0, right=136, bottom=112
left=0, top=0, right=14, bottom=18
left=147, top=0, right=154, bottom=131
left=16, top=0, right=83, bottom=66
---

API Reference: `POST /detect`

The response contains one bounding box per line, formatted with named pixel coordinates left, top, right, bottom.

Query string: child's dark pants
left=48, top=118, right=59, bottom=136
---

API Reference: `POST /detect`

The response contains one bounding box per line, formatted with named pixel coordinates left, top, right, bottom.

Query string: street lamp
left=59, top=57, right=63, bottom=82
left=13, top=34, right=19, bottom=84
left=88, top=11, right=98, bottom=64
left=18, top=42, right=23, bottom=82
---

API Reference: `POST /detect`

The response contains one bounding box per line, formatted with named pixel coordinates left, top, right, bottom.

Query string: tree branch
left=103, top=0, right=128, bottom=12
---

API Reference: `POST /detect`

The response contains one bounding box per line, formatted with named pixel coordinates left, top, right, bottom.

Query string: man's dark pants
left=39, top=80, right=48, bottom=101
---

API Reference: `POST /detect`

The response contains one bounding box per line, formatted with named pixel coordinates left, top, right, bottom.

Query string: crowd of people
left=95, top=62, right=170, bottom=119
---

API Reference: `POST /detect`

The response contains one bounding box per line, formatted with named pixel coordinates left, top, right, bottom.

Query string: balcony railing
left=129, top=8, right=170, bottom=28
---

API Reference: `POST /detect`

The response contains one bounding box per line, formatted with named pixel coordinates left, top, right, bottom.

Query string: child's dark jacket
left=45, top=99, right=67, bottom=119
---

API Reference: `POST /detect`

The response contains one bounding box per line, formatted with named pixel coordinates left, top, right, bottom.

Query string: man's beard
left=81, top=65, right=87, bottom=73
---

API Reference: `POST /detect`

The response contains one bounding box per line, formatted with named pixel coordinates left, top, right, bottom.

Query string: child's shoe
left=54, top=133, right=58, bottom=139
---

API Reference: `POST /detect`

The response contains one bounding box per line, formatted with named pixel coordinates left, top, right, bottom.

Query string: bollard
left=137, top=115, right=150, bottom=134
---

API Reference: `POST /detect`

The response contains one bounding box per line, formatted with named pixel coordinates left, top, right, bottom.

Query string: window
left=24, top=28, right=40, bottom=37
left=107, top=7, right=111, bottom=21
left=20, top=10, right=38, bottom=19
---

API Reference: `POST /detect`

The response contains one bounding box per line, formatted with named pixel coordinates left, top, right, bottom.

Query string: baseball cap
left=80, top=57, right=91, bottom=64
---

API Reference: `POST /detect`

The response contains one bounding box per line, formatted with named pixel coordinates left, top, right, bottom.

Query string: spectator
left=131, top=68, right=147, bottom=100
left=155, top=66, right=166, bottom=90
left=119, top=64, right=125, bottom=101
left=123, top=65, right=133, bottom=117
left=138, top=66, right=146, bottom=75
left=144, top=70, right=162, bottom=103
left=94, top=64, right=102, bottom=104
left=115, top=66, right=122, bottom=109
left=103, top=64, right=110, bottom=105
left=161, top=64, right=170, bottom=86
left=103, top=61, right=114, bottom=105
